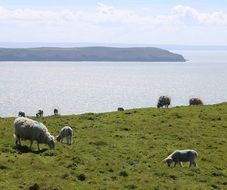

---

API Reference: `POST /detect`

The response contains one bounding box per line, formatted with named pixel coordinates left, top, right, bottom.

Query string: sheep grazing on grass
left=56, top=126, right=73, bottom=145
left=163, top=149, right=198, bottom=168
left=54, top=108, right=59, bottom=115
left=118, top=107, right=124, bottom=111
left=18, top=111, right=25, bottom=117
left=36, top=109, right=44, bottom=117
left=189, top=98, right=203, bottom=105
left=14, top=117, right=55, bottom=151
left=157, top=96, right=171, bottom=108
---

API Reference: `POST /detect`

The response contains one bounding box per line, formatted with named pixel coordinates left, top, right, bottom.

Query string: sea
left=0, top=50, right=227, bottom=116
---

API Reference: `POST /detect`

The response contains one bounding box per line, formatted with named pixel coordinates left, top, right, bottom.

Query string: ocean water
left=0, top=51, right=227, bottom=116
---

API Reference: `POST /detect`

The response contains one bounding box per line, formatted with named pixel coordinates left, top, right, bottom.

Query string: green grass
left=0, top=103, right=227, bottom=190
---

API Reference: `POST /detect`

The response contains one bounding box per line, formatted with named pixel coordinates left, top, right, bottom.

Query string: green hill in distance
left=0, top=47, right=185, bottom=62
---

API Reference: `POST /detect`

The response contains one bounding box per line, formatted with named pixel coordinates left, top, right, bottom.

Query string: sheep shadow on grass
left=14, top=145, right=47, bottom=154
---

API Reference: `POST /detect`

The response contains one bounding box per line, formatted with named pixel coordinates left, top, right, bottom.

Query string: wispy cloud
left=0, top=3, right=227, bottom=44
left=1, top=3, right=227, bottom=26
left=172, top=5, right=227, bottom=26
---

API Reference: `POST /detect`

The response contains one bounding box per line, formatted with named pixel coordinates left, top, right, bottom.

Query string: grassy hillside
left=0, top=103, right=227, bottom=190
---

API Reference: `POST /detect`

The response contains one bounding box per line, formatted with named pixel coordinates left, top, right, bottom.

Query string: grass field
left=0, top=103, right=227, bottom=190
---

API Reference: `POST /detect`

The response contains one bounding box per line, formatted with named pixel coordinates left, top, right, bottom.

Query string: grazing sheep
left=118, top=107, right=124, bottom=111
left=56, top=126, right=73, bottom=145
left=36, top=109, right=44, bottom=117
left=157, top=96, right=171, bottom=108
left=163, top=149, right=198, bottom=168
left=189, top=98, right=203, bottom=105
left=54, top=108, right=59, bottom=115
left=14, top=117, right=55, bottom=151
left=18, top=111, right=25, bottom=117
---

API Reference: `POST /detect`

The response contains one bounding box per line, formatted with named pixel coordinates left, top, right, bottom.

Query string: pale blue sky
left=0, top=0, right=227, bottom=45
left=1, top=0, right=226, bottom=10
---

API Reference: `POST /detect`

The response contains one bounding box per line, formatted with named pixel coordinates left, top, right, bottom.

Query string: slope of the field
left=0, top=104, right=227, bottom=190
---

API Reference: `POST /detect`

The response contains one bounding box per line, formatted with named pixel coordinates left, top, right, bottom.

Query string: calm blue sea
left=0, top=51, right=227, bottom=116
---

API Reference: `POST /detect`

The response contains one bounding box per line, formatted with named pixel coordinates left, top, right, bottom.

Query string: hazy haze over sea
left=0, top=50, right=226, bottom=116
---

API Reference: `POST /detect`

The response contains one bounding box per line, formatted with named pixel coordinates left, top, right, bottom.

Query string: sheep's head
left=48, top=136, right=55, bottom=149
left=157, top=102, right=161, bottom=108
left=56, top=135, right=61, bottom=142
left=164, top=158, right=173, bottom=167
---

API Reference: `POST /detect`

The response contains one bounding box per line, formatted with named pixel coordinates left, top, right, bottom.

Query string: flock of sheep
left=157, top=96, right=203, bottom=108
left=14, top=116, right=73, bottom=151
left=14, top=96, right=202, bottom=168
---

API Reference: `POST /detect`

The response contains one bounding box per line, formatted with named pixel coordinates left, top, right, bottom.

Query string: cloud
left=172, top=5, right=227, bottom=25
left=0, top=4, right=227, bottom=26
left=0, top=3, right=227, bottom=44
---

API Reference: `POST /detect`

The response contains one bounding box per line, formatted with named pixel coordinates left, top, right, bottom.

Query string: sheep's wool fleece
left=14, top=117, right=51, bottom=143
left=169, top=149, right=198, bottom=162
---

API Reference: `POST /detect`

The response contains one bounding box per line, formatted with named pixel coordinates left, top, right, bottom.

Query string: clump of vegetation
left=0, top=103, right=227, bottom=189
left=77, top=174, right=86, bottom=181
left=119, top=171, right=128, bottom=177
left=29, top=183, right=39, bottom=190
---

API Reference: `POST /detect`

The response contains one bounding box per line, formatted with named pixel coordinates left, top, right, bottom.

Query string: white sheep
left=56, top=126, right=73, bottom=145
left=14, top=117, right=55, bottom=151
left=163, top=149, right=198, bottom=167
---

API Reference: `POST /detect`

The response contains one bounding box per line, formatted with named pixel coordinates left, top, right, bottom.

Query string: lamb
left=56, top=126, right=73, bottom=145
left=157, top=96, right=171, bottom=108
left=163, top=149, right=198, bottom=168
left=36, top=109, right=44, bottom=117
left=14, top=117, right=55, bottom=151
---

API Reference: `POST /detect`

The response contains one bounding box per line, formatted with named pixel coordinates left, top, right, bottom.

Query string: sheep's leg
left=174, top=162, right=177, bottom=167
left=189, top=161, right=197, bottom=168
left=192, top=161, right=197, bottom=167
left=37, top=141, right=40, bottom=151
left=30, top=140, right=33, bottom=150
left=179, top=162, right=183, bottom=167
left=69, top=135, right=72, bottom=145
left=16, top=136, right=21, bottom=146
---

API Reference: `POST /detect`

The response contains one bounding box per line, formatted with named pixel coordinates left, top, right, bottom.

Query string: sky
left=0, top=0, right=227, bottom=45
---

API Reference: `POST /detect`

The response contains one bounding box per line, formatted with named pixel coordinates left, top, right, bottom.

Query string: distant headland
left=0, top=47, right=185, bottom=62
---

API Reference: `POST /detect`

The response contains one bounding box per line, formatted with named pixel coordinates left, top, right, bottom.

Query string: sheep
left=157, top=96, right=171, bottom=108
left=163, top=149, right=198, bottom=168
left=18, top=111, right=25, bottom=117
left=36, top=109, right=44, bottom=117
left=14, top=117, right=55, bottom=151
left=118, top=107, right=124, bottom=111
left=189, top=98, right=203, bottom=105
left=56, top=126, right=73, bottom=145
left=54, top=108, right=59, bottom=115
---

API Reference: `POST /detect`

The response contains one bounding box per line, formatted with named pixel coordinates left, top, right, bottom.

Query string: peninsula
left=0, top=47, right=185, bottom=62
